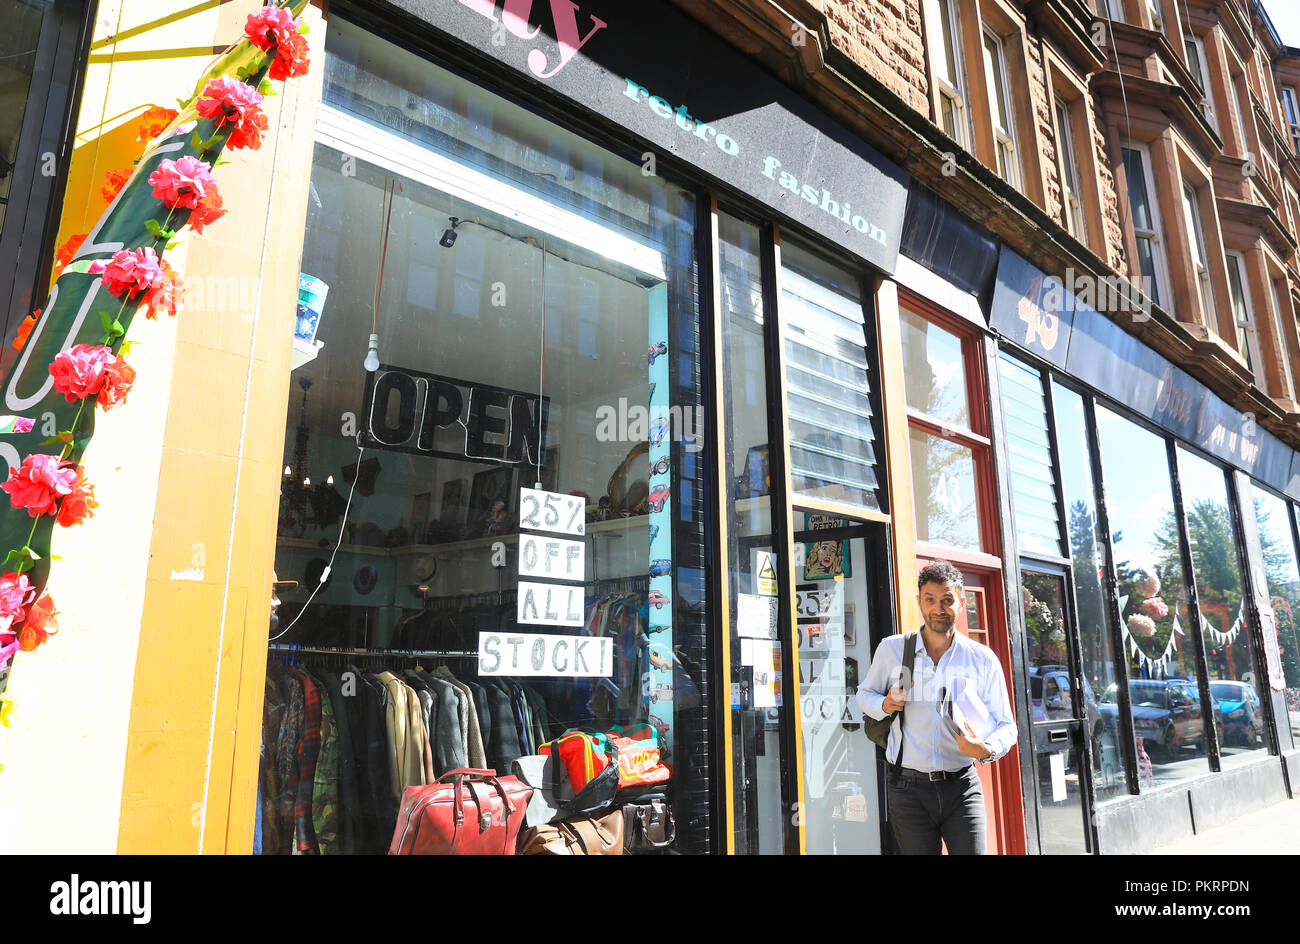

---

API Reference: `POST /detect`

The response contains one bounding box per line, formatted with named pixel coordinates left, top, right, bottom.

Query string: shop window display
left=259, top=19, right=708, bottom=854
left=1174, top=449, right=1266, bottom=765
left=1252, top=487, right=1300, bottom=748
left=1094, top=407, right=1209, bottom=789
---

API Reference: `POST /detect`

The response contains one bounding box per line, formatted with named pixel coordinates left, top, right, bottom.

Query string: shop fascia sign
left=990, top=247, right=1295, bottom=494
left=405, top=0, right=910, bottom=274
left=360, top=363, right=547, bottom=465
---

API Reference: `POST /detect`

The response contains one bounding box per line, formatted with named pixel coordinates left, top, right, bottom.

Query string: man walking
left=858, top=561, right=1017, bottom=854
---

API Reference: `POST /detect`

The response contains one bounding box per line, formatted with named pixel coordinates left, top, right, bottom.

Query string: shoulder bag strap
left=890, top=632, right=919, bottom=778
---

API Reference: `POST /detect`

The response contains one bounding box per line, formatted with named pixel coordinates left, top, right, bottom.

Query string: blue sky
left=1263, top=1, right=1300, bottom=48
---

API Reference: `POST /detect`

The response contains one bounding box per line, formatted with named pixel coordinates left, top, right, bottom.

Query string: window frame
left=1053, top=95, right=1087, bottom=241
left=930, top=0, right=973, bottom=149
left=1281, top=85, right=1300, bottom=155
left=1120, top=142, right=1170, bottom=308
left=1180, top=179, right=1216, bottom=331
left=981, top=24, right=1020, bottom=191
left=1225, top=250, right=1261, bottom=374
left=1185, top=34, right=1218, bottom=132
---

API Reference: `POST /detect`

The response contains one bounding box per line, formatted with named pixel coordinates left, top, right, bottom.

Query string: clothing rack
left=267, top=643, right=479, bottom=659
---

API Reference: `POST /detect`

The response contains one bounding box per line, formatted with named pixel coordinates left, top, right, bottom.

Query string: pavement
left=1145, top=795, right=1300, bottom=854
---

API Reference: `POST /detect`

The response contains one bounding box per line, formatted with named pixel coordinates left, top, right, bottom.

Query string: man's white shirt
left=857, top=630, right=1018, bottom=772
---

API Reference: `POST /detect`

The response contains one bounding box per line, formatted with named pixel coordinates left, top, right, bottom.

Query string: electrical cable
left=270, top=443, right=366, bottom=642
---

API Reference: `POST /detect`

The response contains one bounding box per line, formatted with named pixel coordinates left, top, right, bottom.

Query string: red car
left=647, top=485, right=671, bottom=513
left=648, top=590, right=669, bottom=609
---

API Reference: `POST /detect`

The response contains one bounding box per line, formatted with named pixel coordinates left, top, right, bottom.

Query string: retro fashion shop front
left=255, top=0, right=930, bottom=855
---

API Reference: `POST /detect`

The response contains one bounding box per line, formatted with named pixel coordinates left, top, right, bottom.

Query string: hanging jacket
left=418, top=672, right=468, bottom=774
left=485, top=683, right=523, bottom=773
left=374, top=671, right=411, bottom=801
left=434, top=666, right=486, bottom=770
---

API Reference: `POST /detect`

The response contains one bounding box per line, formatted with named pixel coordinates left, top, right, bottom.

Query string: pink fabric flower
left=245, top=6, right=298, bottom=50
left=13, top=418, right=33, bottom=434
left=244, top=7, right=310, bottom=81
left=147, top=155, right=215, bottom=210
left=89, top=247, right=164, bottom=299
left=97, top=354, right=137, bottom=411
left=49, top=344, right=115, bottom=404
left=196, top=77, right=269, bottom=149
left=0, top=572, right=35, bottom=636
left=1, top=454, right=79, bottom=518
left=1135, top=574, right=1161, bottom=598
left=1140, top=597, right=1168, bottom=620
left=0, top=638, right=17, bottom=675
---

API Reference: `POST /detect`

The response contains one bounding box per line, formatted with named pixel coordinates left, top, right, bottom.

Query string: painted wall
left=0, top=0, right=320, bottom=853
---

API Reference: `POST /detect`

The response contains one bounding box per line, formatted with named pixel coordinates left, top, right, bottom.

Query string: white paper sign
left=517, top=580, right=585, bottom=626
left=518, top=533, right=585, bottom=581
left=478, top=632, right=612, bottom=677
left=737, top=592, right=778, bottom=639
left=518, top=487, right=586, bottom=536
left=1049, top=751, right=1067, bottom=804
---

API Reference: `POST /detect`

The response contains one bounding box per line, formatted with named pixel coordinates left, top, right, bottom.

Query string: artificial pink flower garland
left=0, top=5, right=311, bottom=704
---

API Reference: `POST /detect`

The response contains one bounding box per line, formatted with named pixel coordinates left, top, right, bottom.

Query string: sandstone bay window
left=261, top=16, right=711, bottom=855
left=1053, top=96, right=1086, bottom=241
left=926, top=0, right=972, bottom=148
left=981, top=26, right=1019, bottom=190
left=1225, top=251, right=1260, bottom=373
left=1179, top=180, right=1216, bottom=330
left=1121, top=144, right=1166, bottom=306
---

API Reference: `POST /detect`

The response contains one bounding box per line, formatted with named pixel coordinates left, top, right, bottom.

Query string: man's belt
left=895, top=766, right=971, bottom=782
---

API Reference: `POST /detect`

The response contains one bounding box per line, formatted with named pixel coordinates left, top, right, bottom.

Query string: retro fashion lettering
left=457, top=0, right=607, bottom=79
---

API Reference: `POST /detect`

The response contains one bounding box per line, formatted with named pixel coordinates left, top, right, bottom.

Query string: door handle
left=1048, top=729, right=1069, bottom=743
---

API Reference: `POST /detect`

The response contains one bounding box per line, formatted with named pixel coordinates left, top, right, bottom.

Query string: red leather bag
left=388, top=768, right=533, bottom=855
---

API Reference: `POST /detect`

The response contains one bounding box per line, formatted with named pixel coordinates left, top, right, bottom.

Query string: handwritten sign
left=518, top=533, right=585, bottom=582
left=479, top=632, right=612, bottom=677
left=517, top=580, right=585, bottom=627
left=519, top=487, right=586, bottom=536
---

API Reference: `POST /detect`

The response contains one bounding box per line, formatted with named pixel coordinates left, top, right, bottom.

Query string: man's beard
left=924, top=613, right=953, bottom=634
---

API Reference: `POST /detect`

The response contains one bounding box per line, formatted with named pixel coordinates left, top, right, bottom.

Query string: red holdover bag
left=388, top=768, right=533, bottom=855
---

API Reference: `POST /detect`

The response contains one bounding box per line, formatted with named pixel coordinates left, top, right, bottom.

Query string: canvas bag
left=862, top=632, right=917, bottom=759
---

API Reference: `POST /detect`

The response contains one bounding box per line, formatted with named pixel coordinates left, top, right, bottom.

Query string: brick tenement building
left=4, top=0, right=1300, bottom=859
left=671, top=0, right=1300, bottom=445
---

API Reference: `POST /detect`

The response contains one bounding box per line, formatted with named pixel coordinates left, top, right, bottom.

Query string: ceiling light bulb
left=284, top=465, right=292, bottom=476
left=326, top=475, right=334, bottom=485
left=303, top=477, right=311, bottom=486
left=364, top=333, right=380, bottom=372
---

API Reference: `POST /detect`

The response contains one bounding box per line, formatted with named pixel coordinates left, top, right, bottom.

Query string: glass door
left=1021, top=565, right=1091, bottom=854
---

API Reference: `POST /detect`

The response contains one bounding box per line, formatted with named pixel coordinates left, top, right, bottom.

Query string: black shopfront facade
left=265, top=0, right=931, bottom=856
left=989, top=246, right=1300, bottom=854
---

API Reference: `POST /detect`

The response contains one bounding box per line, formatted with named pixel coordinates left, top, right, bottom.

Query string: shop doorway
left=1020, top=564, right=1093, bottom=854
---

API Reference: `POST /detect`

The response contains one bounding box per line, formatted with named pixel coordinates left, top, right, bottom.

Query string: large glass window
left=1094, top=407, right=1209, bottom=788
left=1252, top=489, right=1300, bottom=748
left=261, top=19, right=707, bottom=855
left=928, top=0, right=971, bottom=148
left=1175, top=449, right=1265, bottom=765
left=1053, top=385, right=1124, bottom=799
left=719, top=212, right=788, bottom=854
left=0, top=0, right=46, bottom=238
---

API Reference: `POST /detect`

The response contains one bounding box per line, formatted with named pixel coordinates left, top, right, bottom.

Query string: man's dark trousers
left=887, top=766, right=987, bottom=854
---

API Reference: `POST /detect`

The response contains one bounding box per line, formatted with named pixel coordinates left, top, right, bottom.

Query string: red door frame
left=901, top=288, right=1027, bottom=856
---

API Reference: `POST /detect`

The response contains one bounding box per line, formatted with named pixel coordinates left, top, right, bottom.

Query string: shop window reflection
left=1253, top=489, right=1300, bottom=748
left=1176, top=448, right=1266, bottom=765
left=1094, top=406, right=1210, bottom=789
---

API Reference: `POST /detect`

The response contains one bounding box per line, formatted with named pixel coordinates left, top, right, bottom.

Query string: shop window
left=1053, top=96, right=1086, bottom=241
left=1176, top=449, right=1266, bottom=765
left=780, top=241, right=882, bottom=511
left=1179, top=180, right=1216, bottom=331
left=926, top=0, right=972, bottom=148
left=1120, top=144, right=1166, bottom=307
left=1250, top=490, right=1300, bottom=749
left=997, top=354, right=1061, bottom=557
left=1094, top=406, right=1210, bottom=789
left=1226, top=252, right=1259, bottom=374
left=981, top=26, right=1020, bottom=190
left=262, top=18, right=709, bottom=855
left=718, top=212, right=789, bottom=855
left=1052, top=384, right=1125, bottom=799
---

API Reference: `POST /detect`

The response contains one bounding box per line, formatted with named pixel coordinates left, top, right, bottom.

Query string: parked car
left=1098, top=678, right=1207, bottom=760
left=1028, top=665, right=1104, bottom=768
left=1209, top=680, right=1265, bottom=747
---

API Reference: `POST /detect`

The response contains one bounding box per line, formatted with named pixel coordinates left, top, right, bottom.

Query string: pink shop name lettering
left=457, top=0, right=607, bottom=79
